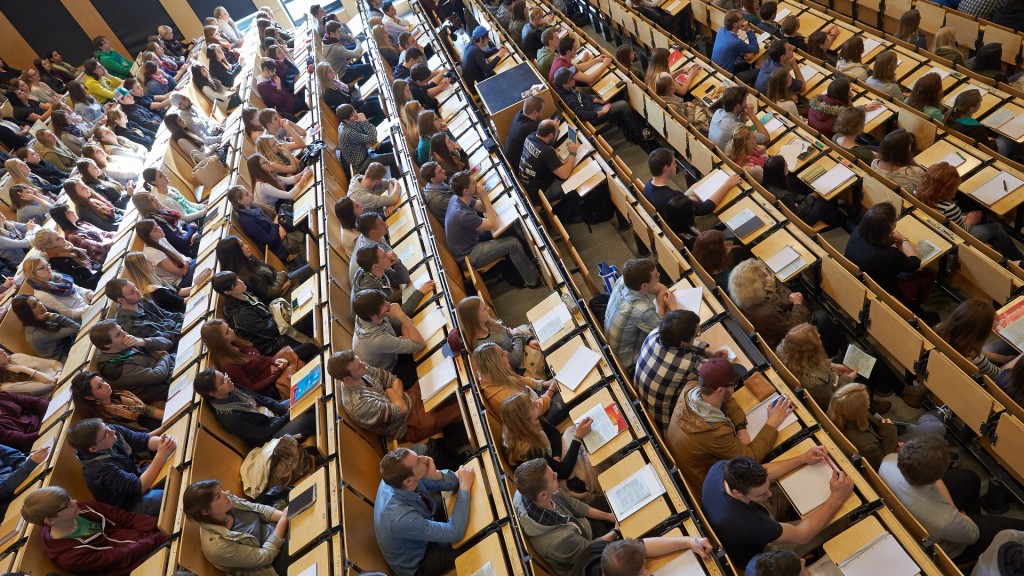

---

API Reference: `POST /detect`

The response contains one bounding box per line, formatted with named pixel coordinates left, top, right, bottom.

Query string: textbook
left=725, top=208, right=764, bottom=239
left=576, top=402, right=627, bottom=453
left=607, top=464, right=666, bottom=520
left=995, top=299, right=1024, bottom=350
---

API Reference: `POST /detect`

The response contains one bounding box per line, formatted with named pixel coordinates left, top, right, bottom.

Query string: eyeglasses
left=56, top=499, right=72, bottom=514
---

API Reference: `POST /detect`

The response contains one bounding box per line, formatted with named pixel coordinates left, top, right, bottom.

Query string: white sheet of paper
left=416, top=307, right=447, bottom=339
left=654, top=550, right=703, bottom=576
left=800, top=64, right=819, bottom=83
left=555, top=345, right=601, bottom=391
left=810, top=164, right=856, bottom=195
left=842, top=344, right=877, bottom=378
left=972, top=171, right=1024, bottom=206
left=862, top=37, right=882, bottom=55
left=940, top=152, right=965, bottom=167
left=746, top=393, right=798, bottom=437
left=42, top=386, right=71, bottom=423
left=779, top=460, right=834, bottom=515
left=776, top=256, right=807, bottom=280
left=764, top=245, right=800, bottom=273
left=863, top=104, right=886, bottom=124
left=1001, top=114, right=1024, bottom=140
left=469, top=562, right=497, bottom=576
left=775, top=7, right=792, bottom=20
left=779, top=141, right=809, bottom=170
left=692, top=170, right=731, bottom=202
left=296, top=564, right=318, bottom=576
left=578, top=403, right=621, bottom=453
left=562, top=160, right=603, bottom=194
left=838, top=532, right=919, bottom=576
left=762, top=115, right=784, bottom=133
left=534, top=302, right=572, bottom=346
left=419, top=357, right=457, bottom=401
left=927, top=67, right=950, bottom=79
left=606, top=464, right=666, bottom=520
left=673, top=287, right=704, bottom=315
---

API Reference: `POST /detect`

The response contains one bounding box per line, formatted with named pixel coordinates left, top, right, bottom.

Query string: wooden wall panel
left=59, top=0, right=129, bottom=57
left=0, top=10, right=40, bottom=69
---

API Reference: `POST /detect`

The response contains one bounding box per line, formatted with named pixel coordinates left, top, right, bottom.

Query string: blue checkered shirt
left=634, top=329, right=710, bottom=435
left=604, top=277, right=660, bottom=369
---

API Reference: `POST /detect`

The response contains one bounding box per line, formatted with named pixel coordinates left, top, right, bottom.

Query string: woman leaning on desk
left=915, top=162, right=1022, bottom=261
left=501, top=392, right=603, bottom=502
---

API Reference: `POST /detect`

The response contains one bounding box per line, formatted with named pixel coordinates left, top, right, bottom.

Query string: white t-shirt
left=143, top=239, right=188, bottom=286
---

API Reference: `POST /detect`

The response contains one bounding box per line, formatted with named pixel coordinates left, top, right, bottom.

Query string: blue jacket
left=754, top=58, right=803, bottom=96
left=76, top=424, right=153, bottom=512
left=0, top=444, right=39, bottom=517
left=711, top=27, right=759, bottom=73
left=374, top=471, right=470, bottom=576
left=237, top=206, right=288, bottom=262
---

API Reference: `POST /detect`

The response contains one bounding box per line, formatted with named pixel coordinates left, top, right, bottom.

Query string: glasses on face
left=93, top=427, right=115, bottom=447
left=56, top=499, right=72, bottom=514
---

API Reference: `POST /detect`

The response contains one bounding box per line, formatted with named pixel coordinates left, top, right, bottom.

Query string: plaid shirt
left=523, top=496, right=571, bottom=526
left=634, top=329, right=710, bottom=435
left=604, top=277, right=660, bottom=369
left=958, top=0, right=1004, bottom=19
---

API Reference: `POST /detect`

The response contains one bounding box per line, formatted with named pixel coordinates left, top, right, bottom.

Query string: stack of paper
left=863, top=105, right=886, bottom=124
left=746, top=393, right=799, bottom=437
left=533, top=302, right=573, bottom=346
left=862, top=37, right=882, bottom=55
left=654, top=550, right=703, bottom=576
left=692, top=170, right=732, bottom=202
left=764, top=245, right=801, bottom=274
left=725, top=208, right=764, bottom=237
left=800, top=64, right=820, bottom=83
left=673, top=287, right=704, bottom=315
left=555, top=345, right=601, bottom=391
left=809, top=164, right=856, bottom=195
left=607, top=464, right=667, bottom=520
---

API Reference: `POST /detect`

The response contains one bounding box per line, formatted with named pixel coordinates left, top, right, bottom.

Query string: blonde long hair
left=501, top=393, right=550, bottom=465
left=725, top=125, right=756, bottom=162
left=456, top=296, right=507, bottom=349
left=827, top=383, right=871, bottom=431
left=122, top=251, right=169, bottom=295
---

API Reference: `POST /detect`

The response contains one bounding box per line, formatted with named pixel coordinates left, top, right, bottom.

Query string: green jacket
left=198, top=495, right=284, bottom=576
left=95, top=49, right=133, bottom=79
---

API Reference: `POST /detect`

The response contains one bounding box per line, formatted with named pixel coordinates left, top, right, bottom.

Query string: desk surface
left=478, top=62, right=544, bottom=115
left=961, top=164, right=1024, bottom=217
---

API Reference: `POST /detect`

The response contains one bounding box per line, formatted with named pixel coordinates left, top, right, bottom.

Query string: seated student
left=844, top=202, right=936, bottom=322
left=352, top=288, right=425, bottom=388
left=643, top=149, right=739, bottom=237
left=137, top=219, right=196, bottom=289
left=428, top=132, right=469, bottom=177
left=21, top=486, right=168, bottom=576
left=107, top=278, right=183, bottom=342
left=711, top=10, right=760, bottom=83
left=895, top=9, right=927, bottom=49
left=323, top=20, right=371, bottom=84
left=938, top=300, right=1020, bottom=381
left=202, top=319, right=300, bottom=400
left=212, top=272, right=320, bottom=363
left=905, top=72, right=945, bottom=121
left=536, top=28, right=561, bottom=79
left=505, top=96, right=546, bottom=174
left=646, top=48, right=700, bottom=98
left=348, top=162, right=403, bottom=215
left=0, top=389, right=50, bottom=451
left=766, top=68, right=801, bottom=118
left=194, top=368, right=315, bottom=447
left=217, top=235, right=312, bottom=303
left=553, top=68, right=647, bottom=144
left=931, top=27, right=965, bottom=67
left=183, top=479, right=290, bottom=576
left=23, top=255, right=93, bottom=321
left=549, top=36, right=612, bottom=87
left=879, top=436, right=1024, bottom=564
left=17, top=147, right=69, bottom=188
left=473, top=342, right=556, bottom=419
left=124, top=77, right=170, bottom=118
left=85, top=137, right=145, bottom=185
left=462, top=26, right=507, bottom=91
left=49, top=203, right=114, bottom=267
left=501, top=393, right=600, bottom=500
left=66, top=418, right=176, bottom=517
left=518, top=119, right=581, bottom=216
left=944, top=89, right=1003, bottom=153
left=81, top=59, right=122, bottom=104
left=228, top=185, right=308, bottom=268
left=132, top=193, right=199, bottom=258
left=121, top=251, right=193, bottom=315
left=329, top=349, right=462, bottom=442
left=79, top=159, right=131, bottom=211
left=397, top=47, right=445, bottom=88
left=315, top=62, right=383, bottom=124
left=354, top=244, right=433, bottom=312
left=0, top=209, right=32, bottom=265
left=728, top=259, right=831, bottom=350
left=335, top=197, right=364, bottom=260
left=916, top=162, right=1021, bottom=260
left=336, top=104, right=398, bottom=175
left=0, top=444, right=48, bottom=517
left=9, top=183, right=55, bottom=223
left=93, top=36, right=132, bottom=79
left=259, top=108, right=308, bottom=155
left=163, top=111, right=217, bottom=161
left=256, top=133, right=301, bottom=177
left=422, top=162, right=458, bottom=222
left=208, top=43, right=243, bottom=88
left=456, top=295, right=543, bottom=375
left=636, top=310, right=726, bottom=435
left=71, top=372, right=162, bottom=432
left=828, top=383, right=945, bottom=467
left=831, top=107, right=876, bottom=164
left=572, top=535, right=713, bottom=576
left=692, top=230, right=751, bottom=289
left=142, top=167, right=207, bottom=223
left=0, top=347, right=59, bottom=398
left=374, top=448, right=476, bottom=576
left=667, top=356, right=792, bottom=493
left=809, top=78, right=881, bottom=140
left=33, top=129, right=78, bottom=172
left=762, top=156, right=846, bottom=228
left=725, top=126, right=768, bottom=181
left=444, top=170, right=541, bottom=288
left=605, top=259, right=674, bottom=371
left=746, top=549, right=808, bottom=576
left=374, top=24, right=401, bottom=67
left=248, top=153, right=315, bottom=211
left=703, top=455, right=854, bottom=570
left=191, top=62, right=241, bottom=113
left=415, top=110, right=455, bottom=165
left=522, top=7, right=555, bottom=55
left=5, top=156, right=62, bottom=199
left=107, top=106, right=154, bottom=150
left=754, top=40, right=805, bottom=96
left=409, top=63, right=452, bottom=113
left=11, top=295, right=79, bottom=362
left=776, top=323, right=857, bottom=411
left=91, top=319, right=175, bottom=404
left=6, top=87, right=57, bottom=124
left=871, top=129, right=925, bottom=194
left=866, top=51, right=907, bottom=100
left=709, top=87, right=769, bottom=150
left=256, top=59, right=308, bottom=121
left=835, top=37, right=869, bottom=82
left=350, top=212, right=411, bottom=285
left=512, top=457, right=617, bottom=573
